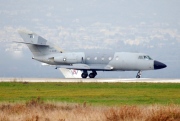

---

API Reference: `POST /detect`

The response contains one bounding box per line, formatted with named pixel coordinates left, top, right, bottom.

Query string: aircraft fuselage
left=33, top=51, right=164, bottom=71
left=18, top=30, right=167, bottom=78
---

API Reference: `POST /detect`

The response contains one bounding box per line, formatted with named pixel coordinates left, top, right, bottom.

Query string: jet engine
left=54, top=52, right=85, bottom=64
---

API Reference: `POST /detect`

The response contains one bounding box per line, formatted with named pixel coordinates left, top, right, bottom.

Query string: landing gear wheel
left=89, top=73, right=95, bottom=78
left=81, top=73, right=88, bottom=78
left=136, top=75, right=141, bottom=78
left=89, top=70, right=97, bottom=78
left=136, top=71, right=141, bottom=78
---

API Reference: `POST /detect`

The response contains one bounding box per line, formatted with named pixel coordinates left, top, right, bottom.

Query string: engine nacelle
left=54, top=52, right=85, bottom=64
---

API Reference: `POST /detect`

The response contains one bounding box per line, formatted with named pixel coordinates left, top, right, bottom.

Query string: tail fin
left=18, top=30, right=63, bottom=57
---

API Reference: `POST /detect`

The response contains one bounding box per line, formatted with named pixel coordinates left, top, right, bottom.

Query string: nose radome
left=154, top=60, right=167, bottom=70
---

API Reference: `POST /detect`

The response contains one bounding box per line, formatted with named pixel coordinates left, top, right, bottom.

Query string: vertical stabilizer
left=18, top=30, right=63, bottom=57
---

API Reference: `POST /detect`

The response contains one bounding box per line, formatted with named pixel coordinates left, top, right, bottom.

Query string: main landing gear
left=81, top=70, right=97, bottom=78
left=81, top=70, right=88, bottom=78
left=89, top=70, right=97, bottom=78
left=136, top=71, right=141, bottom=78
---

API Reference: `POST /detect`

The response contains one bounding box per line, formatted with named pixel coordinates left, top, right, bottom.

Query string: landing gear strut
left=136, top=71, right=141, bottom=78
left=89, top=70, right=97, bottom=78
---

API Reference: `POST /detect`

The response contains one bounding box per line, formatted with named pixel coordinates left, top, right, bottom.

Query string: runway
left=0, top=78, right=180, bottom=83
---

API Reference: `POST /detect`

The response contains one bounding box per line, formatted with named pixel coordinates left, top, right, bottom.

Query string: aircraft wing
left=58, top=64, right=90, bottom=70
left=56, top=64, right=113, bottom=70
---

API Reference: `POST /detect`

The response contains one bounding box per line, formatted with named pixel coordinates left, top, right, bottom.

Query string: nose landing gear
left=136, top=71, right=141, bottom=78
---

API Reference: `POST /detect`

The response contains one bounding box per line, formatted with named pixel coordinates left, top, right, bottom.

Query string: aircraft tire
left=136, top=75, right=141, bottom=78
left=89, top=73, right=95, bottom=78
left=81, top=73, right=88, bottom=78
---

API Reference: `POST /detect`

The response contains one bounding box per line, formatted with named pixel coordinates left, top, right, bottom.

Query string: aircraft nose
left=154, top=60, right=167, bottom=70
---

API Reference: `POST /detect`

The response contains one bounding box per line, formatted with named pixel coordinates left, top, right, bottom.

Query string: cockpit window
left=138, top=55, right=152, bottom=60
left=144, top=56, right=148, bottom=60
left=146, top=56, right=152, bottom=60
left=138, top=56, right=143, bottom=59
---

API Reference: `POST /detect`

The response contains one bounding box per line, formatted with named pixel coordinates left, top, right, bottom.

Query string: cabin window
left=87, top=57, right=90, bottom=60
left=94, top=57, right=97, bottom=60
left=109, top=57, right=112, bottom=60
left=102, top=57, right=104, bottom=61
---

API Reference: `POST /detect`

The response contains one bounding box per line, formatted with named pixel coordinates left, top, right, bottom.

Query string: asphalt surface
left=0, top=78, right=180, bottom=83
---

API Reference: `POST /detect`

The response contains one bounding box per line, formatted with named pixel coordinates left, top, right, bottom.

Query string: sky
left=0, top=0, right=180, bottom=78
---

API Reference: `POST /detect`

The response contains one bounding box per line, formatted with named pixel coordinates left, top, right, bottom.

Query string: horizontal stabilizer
left=13, top=41, right=49, bottom=46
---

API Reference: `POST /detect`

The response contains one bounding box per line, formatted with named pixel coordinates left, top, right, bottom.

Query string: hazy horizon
left=0, top=0, right=180, bottom=78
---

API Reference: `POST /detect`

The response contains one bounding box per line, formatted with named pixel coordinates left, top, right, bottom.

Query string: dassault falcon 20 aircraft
left=18, top=30, right=166, bottom=78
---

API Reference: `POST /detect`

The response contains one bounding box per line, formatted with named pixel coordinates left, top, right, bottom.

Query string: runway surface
left=0, top=78, right=180, bottom=83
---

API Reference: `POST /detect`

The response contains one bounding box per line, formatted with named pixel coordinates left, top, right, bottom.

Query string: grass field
left=0, top=99, right=180, bottom=121
left=0, top=82, right=180, bottom=121
left=0, top=82, right=179, bottom=105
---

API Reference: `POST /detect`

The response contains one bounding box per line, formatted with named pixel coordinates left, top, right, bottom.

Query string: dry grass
left=0, top=98, right=180, bottom=121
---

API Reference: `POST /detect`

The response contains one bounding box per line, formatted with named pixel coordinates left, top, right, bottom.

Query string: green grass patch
left=0, top=82, right=179, bottom=105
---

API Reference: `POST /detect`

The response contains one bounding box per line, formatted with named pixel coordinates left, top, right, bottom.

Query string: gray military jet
left=18, top=30, right=166, bottom=78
